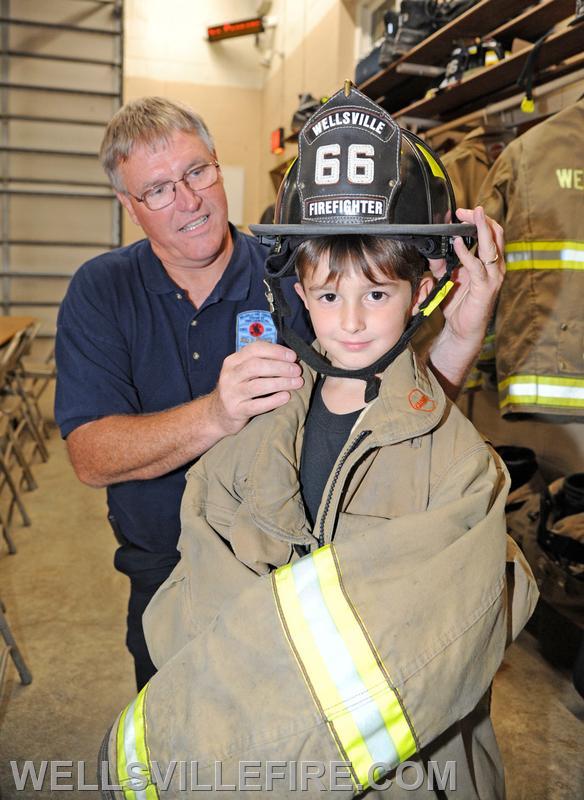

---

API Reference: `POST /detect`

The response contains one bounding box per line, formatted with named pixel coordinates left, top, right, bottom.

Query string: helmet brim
left=250, top=222, right=477, bottom=238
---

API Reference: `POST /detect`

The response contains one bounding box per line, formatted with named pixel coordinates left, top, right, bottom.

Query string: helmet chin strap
left=265, top=238, right=457, bottom=402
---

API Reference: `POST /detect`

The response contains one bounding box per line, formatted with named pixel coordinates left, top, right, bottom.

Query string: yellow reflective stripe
left=464, top=368, right=483, bottom=391
left=505, top=240, right=584, bottom=270
left=477, top=341, right=495, bottom=359
left=499, top=374, right=584, bottom=409
left=115, top=685, right=159, bottom=800
left=499, top=374, right=584, bottom=388
left=274, top=562, right=371, bottom=788
left=116, top=704, right=130, bottom=791
left=414, top=143, right=445, bottom=179
left=133, top=690, right=158, bottom=800
left=507, top=260, right=584, bottom=270
left=274, top=546, right=416, bottom=790
left=313, top=548, right=416, bottom=764
left=506, top=241, right=584, bottom=252
left=500, top=394, right=584, bottom=409
left=422, top=280, right=453, bottom=317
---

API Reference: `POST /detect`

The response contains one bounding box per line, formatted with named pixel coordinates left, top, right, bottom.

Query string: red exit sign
left=207, top=17, right=264, bottom=42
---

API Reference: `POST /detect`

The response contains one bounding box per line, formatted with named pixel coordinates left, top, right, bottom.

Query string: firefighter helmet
left=252, top=82, right=474, bottom=260
left=250, top=82, right=477, bottom=400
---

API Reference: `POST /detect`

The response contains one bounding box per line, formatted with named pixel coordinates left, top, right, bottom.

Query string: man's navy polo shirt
left=55, top=226, right=311, bottom=554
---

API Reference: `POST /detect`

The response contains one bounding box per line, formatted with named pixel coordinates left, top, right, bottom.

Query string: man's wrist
left=428, top=325, right=481, bottom=401
left=202, top=390, right=241, bottom=444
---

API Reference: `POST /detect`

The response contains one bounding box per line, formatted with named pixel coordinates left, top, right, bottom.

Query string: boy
left=293, top=236, right=432, bottom=531
left=102, top=85, right=537, bottom=799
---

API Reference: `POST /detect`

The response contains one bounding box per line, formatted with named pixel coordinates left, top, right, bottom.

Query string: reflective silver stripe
left=499, top=374, right=584, bottom=410
left=505, top=241, right=584, bottom=270
left=116, top=687, right=158, bottom=800
left=273, top=546, right=417, bottom=790
left=123, top=698, right=149, bottom=800
left=294, top=556, right=400, bottom=768
left=505, top=383, right=584, bottom=400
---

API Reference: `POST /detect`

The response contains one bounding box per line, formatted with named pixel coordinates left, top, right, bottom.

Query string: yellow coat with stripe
left=104, top=349, right=538, bottom=799
left=478, top=99, right=584, bottom=416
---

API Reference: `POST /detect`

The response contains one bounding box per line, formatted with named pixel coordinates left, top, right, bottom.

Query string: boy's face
left=294, top=252, right=431, bottom=372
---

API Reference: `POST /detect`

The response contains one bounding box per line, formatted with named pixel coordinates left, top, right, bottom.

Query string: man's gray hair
left=100, top=96, right=215, bottom=192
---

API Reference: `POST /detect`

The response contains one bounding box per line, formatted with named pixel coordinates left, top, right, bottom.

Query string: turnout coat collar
left=244, top=347, right=446, bottom=547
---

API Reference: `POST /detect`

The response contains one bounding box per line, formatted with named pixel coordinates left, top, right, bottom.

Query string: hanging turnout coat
left=102, top=349, right=538, bottom=799
left=478, top=99, right=584, bottom=416
left=440, top=126, right=514, bottom=210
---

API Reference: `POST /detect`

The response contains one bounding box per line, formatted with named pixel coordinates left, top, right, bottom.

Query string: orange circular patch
left=408, top=388, right=437, bottom=412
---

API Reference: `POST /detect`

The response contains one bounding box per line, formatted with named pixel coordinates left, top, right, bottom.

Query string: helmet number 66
left=314, top=144, right=375, bottom=186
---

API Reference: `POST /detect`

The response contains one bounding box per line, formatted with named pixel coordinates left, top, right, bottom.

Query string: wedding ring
left=482, top=247, right=499, bottom=266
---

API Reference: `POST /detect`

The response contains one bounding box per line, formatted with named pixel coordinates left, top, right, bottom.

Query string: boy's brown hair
left=295, top=236, right=427, bottom=293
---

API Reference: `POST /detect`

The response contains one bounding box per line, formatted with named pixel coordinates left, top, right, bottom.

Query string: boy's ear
left=294, top=281, right=309, bottom=310
left=411, top=275, right=434, bottom=316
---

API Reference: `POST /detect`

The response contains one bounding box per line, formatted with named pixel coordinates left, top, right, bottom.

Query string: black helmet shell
left=251, top=83, right=475, bottom=249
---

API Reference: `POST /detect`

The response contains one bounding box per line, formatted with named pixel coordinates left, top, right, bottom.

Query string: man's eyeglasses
left=128, top=160, right=220, bottom=211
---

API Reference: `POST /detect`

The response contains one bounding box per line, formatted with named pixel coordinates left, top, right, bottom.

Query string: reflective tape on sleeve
left=505, top=241, right=584, bottom=270
left=116, top=685, right=159, bottom=800
left=499, top=374, right=584, bottom=410
left=273, top=544, right=417, bottom=791
left=476, top=333, right=495, bottom=365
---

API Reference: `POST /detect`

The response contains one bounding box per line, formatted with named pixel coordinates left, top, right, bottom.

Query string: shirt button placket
left=190, top=317, right=200, bottom=365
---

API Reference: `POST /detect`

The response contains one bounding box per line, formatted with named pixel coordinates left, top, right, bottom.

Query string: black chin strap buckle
left=365, top=375, right=381, bottom=402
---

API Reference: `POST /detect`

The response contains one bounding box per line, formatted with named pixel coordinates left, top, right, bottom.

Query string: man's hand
left=67, top=341, right=303, bottom=487
left=430, top=206, right=504, bottom=345
left=209, top=341, right=303, bottom=437
left=428, top=206, right=505, bottom=399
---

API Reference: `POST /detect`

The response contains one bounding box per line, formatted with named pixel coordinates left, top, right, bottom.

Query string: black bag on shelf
left=379, top=0, right=478, bottom=67
left=290, top=93, right=323, bottom=134
left=355, top=44, right=384, bottom=85
left=354, top=9, right=398, bottom=84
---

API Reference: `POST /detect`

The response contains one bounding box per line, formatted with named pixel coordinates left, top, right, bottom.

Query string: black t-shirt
left=299, top=379, right=364, bottom=528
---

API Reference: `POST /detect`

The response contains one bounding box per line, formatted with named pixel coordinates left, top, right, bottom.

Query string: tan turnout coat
left=104, top=349, right=538, bottom=799
left=478, top=100, right=584, bottom=416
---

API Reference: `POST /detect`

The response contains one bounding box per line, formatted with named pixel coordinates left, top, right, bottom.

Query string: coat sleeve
left=476, top=147, right=515, bottom=225
left=143, top=414, right=313, bottom=669
left=441, top=148, right=487, bottom=209
left=113, top=443, right=538, bottom=798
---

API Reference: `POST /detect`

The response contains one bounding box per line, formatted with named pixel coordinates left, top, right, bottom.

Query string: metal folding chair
left=0, top=598, right=32, bottom=686
left=0, top=331, right=41, bottom=552
left=17, top=333, right=56, bottom=442
left=2, top=326, right=49, bottom=464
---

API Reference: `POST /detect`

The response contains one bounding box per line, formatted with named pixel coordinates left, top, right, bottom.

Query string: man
left=55, top=96, right=504, bottom=689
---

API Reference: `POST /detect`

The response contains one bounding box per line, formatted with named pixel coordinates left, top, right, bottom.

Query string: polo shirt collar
left=141, top=224, right=252, bottom=303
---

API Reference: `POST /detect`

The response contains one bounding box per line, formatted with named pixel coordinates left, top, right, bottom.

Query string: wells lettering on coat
left=556, top=168, right=584, bottom=190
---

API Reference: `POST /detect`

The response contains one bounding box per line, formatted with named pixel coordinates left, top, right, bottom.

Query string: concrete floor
left=0, top=433, right=583, bottom=799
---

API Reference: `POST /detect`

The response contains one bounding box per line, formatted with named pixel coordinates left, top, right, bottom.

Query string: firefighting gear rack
left=272, top=2, right=584, bottom=206
left=0, top=0, right=124, bottom=355
left=358, top=0, right=584, bottom=144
